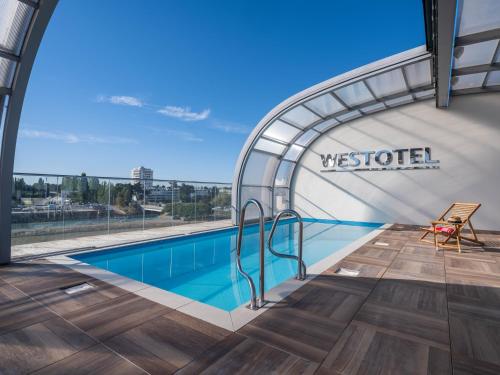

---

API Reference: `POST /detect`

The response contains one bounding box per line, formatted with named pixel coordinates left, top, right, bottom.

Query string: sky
left=15, top=0, right=425, bottom=182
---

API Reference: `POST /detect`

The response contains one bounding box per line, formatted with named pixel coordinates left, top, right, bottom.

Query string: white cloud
left=20, top=129, right=137, bottom=145
left=157, top=106, right=210, bottom=121
left=97, top=95, right=144, bottom=107
left=211, top=121, right=250, bottom=134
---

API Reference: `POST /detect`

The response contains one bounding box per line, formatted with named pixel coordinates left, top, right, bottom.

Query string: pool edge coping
left=47, top=223, right=392, bottom=332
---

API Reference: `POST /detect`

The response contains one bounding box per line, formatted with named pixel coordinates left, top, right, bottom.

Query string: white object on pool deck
left=374, top=241, right=390, bottom=246
left=335, top=268, right=360, bottom=277
left=62, top=282, right=95, bottom=295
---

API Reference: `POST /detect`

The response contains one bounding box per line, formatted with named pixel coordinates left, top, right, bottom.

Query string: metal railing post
left=236, top=198, right=266, bottom=310
left=268, top=209, right=306, bottom=280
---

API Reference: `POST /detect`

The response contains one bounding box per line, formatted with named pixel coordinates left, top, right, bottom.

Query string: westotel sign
left=320, top=147, right=440, bottom=172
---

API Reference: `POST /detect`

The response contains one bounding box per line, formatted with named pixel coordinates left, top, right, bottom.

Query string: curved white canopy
left=231, top=46, right=434, bottom=222
left=232, top=0, right=500, bottom=223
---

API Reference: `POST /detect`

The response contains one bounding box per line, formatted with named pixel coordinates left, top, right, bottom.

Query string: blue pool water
left=72, top=219, right=381, bottom=311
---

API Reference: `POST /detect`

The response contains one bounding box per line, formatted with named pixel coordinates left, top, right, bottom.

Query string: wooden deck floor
left=1, top=224, right=500, bottom=374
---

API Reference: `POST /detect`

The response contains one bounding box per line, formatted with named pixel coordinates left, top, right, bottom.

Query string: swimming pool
left=72, top=219, right=381, bottom=311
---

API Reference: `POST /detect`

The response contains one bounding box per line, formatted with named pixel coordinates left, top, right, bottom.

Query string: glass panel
left=451, top=72, right=487, bottom=90
left=454, top=39, right=499, bottom=68
left=240, top=186, right=272, bottom=219
left=457, top=0, right=500, bottom=36
left=404, top=60, right=432, bottom=88
left=360, top=102, right=386, bottom=114
left=11, top=175, right=62, bottom=248
left=211, top=184, right=232, bottom=221
left=274, top=187, right=290, bottom=214
left=148, top=181, right=177, bottom=227
left=263, top=120, right=301, bottom=143
left=0, top=56, right=16, bottom=88
left=314, top=118, right=339, bottom=132
left=365, top=69, right=407, bottom=97
left=10, top=174, right=231, bottom=257
left=295, top=129, right=320, bottom=147
left=414, top=88, right=436, bottom=99
left=385, top=94, right=414, bottom=107
left=305, top=93, right=344, bottom=116
left=242, top=150, right=280, bottom=187
left=283, top=144, right=304, bottom=162
left=336, top=110, right=362, bottom=122
left=107, top=178, right=146, bottom=232
left=275, top=161, right=294, bottom=187
left=334, top=81, right=374, bottom=107
left=281, top=105, right=320, bottom=128
left=0, top=0, right=33, bottom=54
left=254, top=138, right=287, bottom=155
left=486, top=71, right=500, bottom=86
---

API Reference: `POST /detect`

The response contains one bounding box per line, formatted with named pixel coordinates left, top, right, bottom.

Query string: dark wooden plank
left=239, top=307, right=344, bottom=362
left=0, top=281, right=55, bottom=335
left=33, top=278, right=128, bottom=316
left=0, top=262, right=91, bottom=294
left=398, top=244, right=445, bottom=264
left=383, top=258, right=445, bottom=283
left=354, top=302, right=449, bottom=349
left=289, top=282, right=365, bottom=323
left=105, top=311, right=229, bottom=374
left=445, top=257, right=500, bottom=278
left=449, top=310, right=500, bottom=368
left=325, top=259, right=387, bottom=279
left=345, top=245, right=398, bottom=267
left=65, top=293, right=171, bottom=341
left=0, top=317, right=94, bottom=374
left=32, top=344, right=146, bottom=375
left=177, top=334, right=318, bottom=375
left=367, top=279, right=447, bottom=319
left=319, top=323, right=451, bottom=374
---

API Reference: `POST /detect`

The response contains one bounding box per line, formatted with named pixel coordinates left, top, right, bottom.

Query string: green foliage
left=211, top=191, right=231, bottom=207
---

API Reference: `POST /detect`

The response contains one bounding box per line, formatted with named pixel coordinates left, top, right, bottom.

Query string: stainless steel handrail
left=236, top=199, right=266, bottom=310
left=268, top=209, right=306, bottom=280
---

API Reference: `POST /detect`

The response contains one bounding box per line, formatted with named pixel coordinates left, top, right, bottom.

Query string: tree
left=212, top=191, right=231, bottom=208
left=77, top=173, right=89, bottom=202
left=179, top=184, right=194, bottom=202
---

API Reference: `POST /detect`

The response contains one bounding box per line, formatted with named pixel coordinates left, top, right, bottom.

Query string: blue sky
left=15, top=0, right=425, bottom=182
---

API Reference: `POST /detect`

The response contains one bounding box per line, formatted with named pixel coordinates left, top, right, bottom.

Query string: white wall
left=291, top=93, right=500, bottom=230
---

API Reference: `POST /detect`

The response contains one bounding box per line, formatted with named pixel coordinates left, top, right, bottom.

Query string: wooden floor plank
left=32, top=344, right=147, bottom=375
left=318, top=323, right=451, bottom=375
left=64, top=293, right=171, bottom=341
left=32, top=278, right=129, bottom=316
left=0, top=281, right=56, bottom=335
left=177, top=334, right=318, bottom=375
left=105, top=311, right=230, bottom=374
left=0, top=316, right=95, bottom=374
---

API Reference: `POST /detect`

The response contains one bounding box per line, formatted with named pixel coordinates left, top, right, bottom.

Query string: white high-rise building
left=131, top=166, right=153, bottom=190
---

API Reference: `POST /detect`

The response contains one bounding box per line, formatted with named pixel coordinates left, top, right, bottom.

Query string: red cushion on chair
left=435, top=226, right=455, bottom=235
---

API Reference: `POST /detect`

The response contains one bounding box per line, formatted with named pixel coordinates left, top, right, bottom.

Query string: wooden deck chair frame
left=420, top=202, right=484, bottom=252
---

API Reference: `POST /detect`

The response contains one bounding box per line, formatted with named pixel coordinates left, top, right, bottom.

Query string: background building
left=131, top=166, right=153, bottom=190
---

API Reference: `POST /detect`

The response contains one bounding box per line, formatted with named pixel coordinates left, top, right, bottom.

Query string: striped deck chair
left=420, top=202, right=484, bottom=252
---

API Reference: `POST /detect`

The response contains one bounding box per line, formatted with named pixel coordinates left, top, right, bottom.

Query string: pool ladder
left=236, top=200, right=307, bottom=310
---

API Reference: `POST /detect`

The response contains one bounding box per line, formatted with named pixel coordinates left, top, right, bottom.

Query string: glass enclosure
left=11, top=173, right=232, bottom=247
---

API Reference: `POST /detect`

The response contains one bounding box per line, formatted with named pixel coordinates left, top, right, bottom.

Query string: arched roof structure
left=231, top=0, right=500, bottom=224
left=0, top=0, right=57, bottom=263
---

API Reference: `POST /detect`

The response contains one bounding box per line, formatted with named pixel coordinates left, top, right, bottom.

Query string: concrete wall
left=291, top=93, right=500, bottom=230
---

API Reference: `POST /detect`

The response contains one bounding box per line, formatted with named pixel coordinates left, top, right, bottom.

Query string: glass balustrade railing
left=11, top=173, right=232, bottom=247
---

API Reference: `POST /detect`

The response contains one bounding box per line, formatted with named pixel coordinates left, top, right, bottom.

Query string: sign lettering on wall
left=320, top=147, right=440, bottom=172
